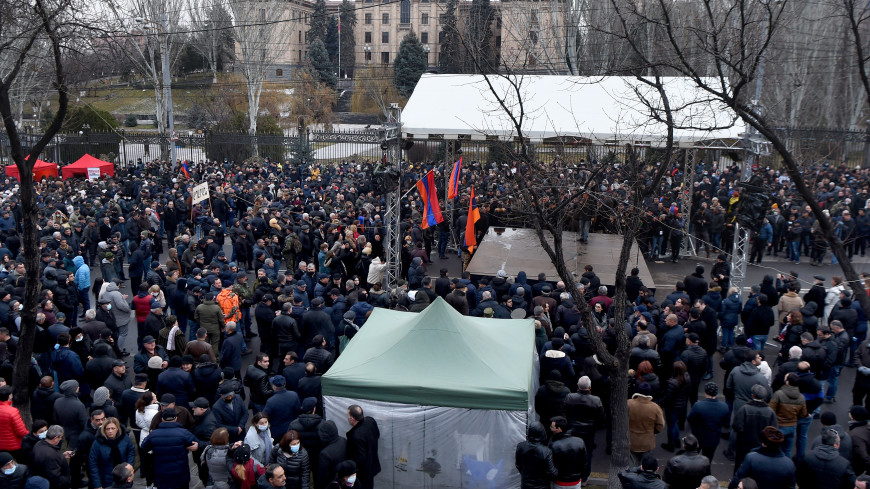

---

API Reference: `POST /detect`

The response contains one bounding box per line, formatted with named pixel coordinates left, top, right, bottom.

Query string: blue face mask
left=290, top=444, right=300, bottom=454
left=2, top=465, right=14, bottom=475
left=346, top=475, right=356, bottom=486
left=257, top=424, right=268, bottom=432
left=38, top=431, right=47, bottom=439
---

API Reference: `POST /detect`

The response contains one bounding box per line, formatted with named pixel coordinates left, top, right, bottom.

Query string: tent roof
left=322, top=297, right=535, bottom=410
left=402, top=74, right=744, bottom=147
left=65, top=154, right=113, bottom=169
left=6, top=159, right=57, bottom=176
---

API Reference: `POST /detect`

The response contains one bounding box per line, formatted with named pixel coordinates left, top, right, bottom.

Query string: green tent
left=322, top=296, right=537, bottom=411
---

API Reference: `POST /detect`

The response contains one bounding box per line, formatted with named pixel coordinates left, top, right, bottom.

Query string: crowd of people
left=0, top=155, right=866, bottom=489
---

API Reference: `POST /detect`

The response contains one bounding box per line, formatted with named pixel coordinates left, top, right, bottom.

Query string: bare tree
left=228, top=0, right=295, bottom=153
left=188, top=0, right=233, bottom=83
left=108, top=0, right=187, bottom=142
left=606, top=0, right=870, bottom=333
left=1, top=0, right=77, bottom=425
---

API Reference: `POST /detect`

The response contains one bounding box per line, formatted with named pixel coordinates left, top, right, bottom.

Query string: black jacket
left=662, top=449, right=711, bottom=489
left=514, top=422, right=557, bottom=489
left=191, top=409, right=220, bottom=442
left=288, top=413, right=323, bottom=466
left=316, top=421, right=347, bottom=489
left=32, top=440, right=71, bottom=489
left=683, top=272, right=708, bottom=303
left=563, top=391, right=605, bottom=437
left=550, top=432, right=586, bottom=483
left=796, top=444, right=856, bottom=489
left=31, top=385, right=61, bottom=424
left=244, top=364, right=273, bottom=406
left=617, top=467, right=668, bottom=489
left=346, top=416, right=381, bottom=482
left=0, top=463, right=29, bottom=489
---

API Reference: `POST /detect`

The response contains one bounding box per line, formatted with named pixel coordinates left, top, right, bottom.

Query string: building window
left=421, top=32, right=428, bottom=44
left=382, top=31, right=389, bottom=43
left=365, top=31, right=372, bottom=43
left=298, top=31, right=301, bottom=42
left=365, top=13, right=372, bottom=24
left=439, top=31, right=444, bottom=43
left=276, top=69, right=283, bottom=77
left=422, top=13, right=429, bottom=25
left=381, top=51, right=390, bottom=64
left=365, top=51, right=372, bottom=62
left=439, top=13, right=447, bottom=24
left=298, top=50, right=301, bottom=61
left=530, top=31, right=538, bottom=45
left=382, top=12, right=389, bottom=24
left=400, top=0, right=410, bottom=24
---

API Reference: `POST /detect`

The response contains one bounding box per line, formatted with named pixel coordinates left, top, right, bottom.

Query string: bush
left=124, top=114, right=138, bottom=127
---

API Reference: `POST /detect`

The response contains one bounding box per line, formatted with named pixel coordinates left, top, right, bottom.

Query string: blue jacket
left=701, top=290, right=723, bottom=314
left=211, top=396, right=248, bottom=437
left=660, top=324, right=685, bottom=355
left=89, top=430, right=135, bottom=488
left=687, top=397, right=730, bottom=448
left=51, top=347, right=84, bottom=385
left=730, top=446, right=795, bottom=489
left=757, top=222, right=773, bottom=242
left=720, top=293, right=742, bottom=328
left=219, top=332, right=244, bottom=373
left=326, top=296, right=347, bottom=328
left=73, top=256, right=90, bottom=290
left=263, top=389, right=302, bottom=438
left=141, top=422, right=198, bottom=487
left=349, top=301, right=373, bottom=327
left=156, top=367, right=196, bottom=409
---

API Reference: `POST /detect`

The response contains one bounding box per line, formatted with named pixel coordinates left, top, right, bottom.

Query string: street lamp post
left=363, top=45, right=371, bottom=64
left=136, top=14, right=177, bottom=170
left=423, top=44, right=430, bottom=66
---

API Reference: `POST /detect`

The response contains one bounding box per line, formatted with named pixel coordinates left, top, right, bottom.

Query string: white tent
left=402, top=74, right=744, bottom=147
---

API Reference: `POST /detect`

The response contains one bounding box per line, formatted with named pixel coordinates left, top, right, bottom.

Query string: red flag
left=464, top=188, right=480, bottom=253
left=416, top=170, right=444, bottom=229
left=448, top=157, right=462, bottom=200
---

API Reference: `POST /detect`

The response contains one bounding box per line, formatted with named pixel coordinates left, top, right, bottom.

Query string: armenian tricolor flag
left=465, top=187, right=480, bottom=253
left=416, top=170, right=444, bottom=229
left=448, top=157, right=462, bottom=200
left=181, top=161, right=191, bottom=179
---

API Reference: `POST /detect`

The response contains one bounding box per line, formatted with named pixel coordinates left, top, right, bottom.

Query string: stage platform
left=466, top=228, right=655, bottom=292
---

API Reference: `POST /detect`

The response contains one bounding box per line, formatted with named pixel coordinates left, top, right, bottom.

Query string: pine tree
left=394, top=32, right=428, bottom=97
left=308, top=0, right=328, bottom=45
left=339, top=0, right=357, bottom=78
left=325, top=16, right=340, bottom=64
left=465, top=0, right=495, bottom=73
left=307, top=38, right=337, bottom=88
left=439, top=0, right=462, bottom=74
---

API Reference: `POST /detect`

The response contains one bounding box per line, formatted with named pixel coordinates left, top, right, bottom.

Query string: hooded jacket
left=726, top=362, right=769, bottom=415
left=514, top=422, right=557, bottom=489
left=769, top=384, right=807, bottom=427
left=796, top=443, right=855, bottom=489
left=73, top=256, right=90, bottom=290
left=316, top=421, right=347, bottom=489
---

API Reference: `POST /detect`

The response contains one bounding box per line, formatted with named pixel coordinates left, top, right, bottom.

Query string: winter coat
left=550, top=431, right=586, bottom=483
left=32, top=439, right=71, bottom=489
left=202, top=444, right=232, bottom=489
left=73, top=256, right=90, bottom=290
left=659, top=374, right=691, bottom=416
left=346, top=415, right=381, bottom=483
left=731, top=446, right=796, bottom=489
left=193, top=362, right=222, bottom=401
left=212, top=396, right=248, bottom=439
left=796, top=443, right=856, bottom=489
left=534, top=380, right=569, bottom=428
left=769, top=384, right=807, bottom=427
left=0, top=398, right=28, bottom=451
left=662, top=449, right=711, bottom=489
left=726, top=362, right=769, bottom=415
left=269, top=445, right=311, bottom=489
left=0, top=462, right=29, bottom=489
left=777, top=292, right=805, bottom=324
left=194, top=300, right=225, bottom=336
left=850, top=422, right=870, bottom=475
left=617, top=468, right=667, bottom=489
left=156, top=367, right=195, bottom=409
left=733, top=399, right=778, bottom=462
left=514, top=422, right=557, bottom=489
left=53, top=392, right=88, bottom=450
left=31, top=386, right=61, bottom=425
left=288, top=413, right=323, bottom=464
left=627, top=394, right=664, bottom=453
left=140, top=421, right=198, bottom=487
left=263, top=389, right=301, bottom=439
left=745, top=304, right=775, bottom=337
left=316, top=421, right=347, bottom=489
left=88, top=429, right=135, bottom=488
left=103, top=283, right=132, bottom=328
left=687, top=397, right=730, bottom=448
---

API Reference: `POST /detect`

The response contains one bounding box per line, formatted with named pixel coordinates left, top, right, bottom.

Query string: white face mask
left=2, top=465, right=14, bottom=475
left=346, top=475, right=356, bottom=485
left=17, top=304, right=22, bottom=311
left=106, top=304, right=112, bottom=310
left=257, top=424, right=269, bottom=432
left=38, top=431, right=47, bottom=439
left=75, top=336, right=83, bottom=342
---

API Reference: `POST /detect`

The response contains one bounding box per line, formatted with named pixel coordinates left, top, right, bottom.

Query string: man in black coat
left=680, top=333, right=708, bottom=405
left=31, top=376, right=61, bottom=425
left=562, top=375, right=604, bottom=482
left=316, top=420, right=347, bottom=489
left=515, top=421, right=557, bottom=489
left=288, top=397, right=323, bottom=468
left=243, top=353, right=273, bottom=413
left=803, top=276, right=827, bottom=320
left=662, top=434, right=711, bottom=489
left=797, top=427, right=856, bottom=489
left=31, top=425, right=72, bottom=489
left=684, top=266, right=708, bottom=304
left=211, top=382, right=248, bottom=442
left=345, top=405, right=381, bottom=489
left=549, top=416, right=585, bottom=487
left=687, top=383, right=730, bottom=460
left=618, top=453, right=667, bottom=489
left=254, top=295, right=276, bottom=355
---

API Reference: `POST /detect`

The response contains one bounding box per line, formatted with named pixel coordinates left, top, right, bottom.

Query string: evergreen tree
left=394, top=32, right=428, bottom=97
left=308, top=0, right=328, bottom=45
left=290, top=135, right=314, bottom=166
left=306, top=38, right=337, bottom=88
left=465, top=0, right=495, bottom=73
left=339, top=0, right=357, bottom=78
left=438, top=0, right=462, bottom=74
left=325, top=16, right=340, bottom=65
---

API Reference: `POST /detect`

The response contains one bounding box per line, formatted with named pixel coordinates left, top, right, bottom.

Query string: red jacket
left=133, top=293, right=152, bottom=323
left=0, top=399, right=28, bottom=450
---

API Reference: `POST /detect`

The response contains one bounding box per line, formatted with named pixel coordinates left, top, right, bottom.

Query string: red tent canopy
left=61, top=154, right=115, bottom=180
left=5, top=159, right=59, bottom=182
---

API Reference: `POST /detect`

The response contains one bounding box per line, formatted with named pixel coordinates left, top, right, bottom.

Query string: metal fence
left=1, top=125, right=869, bottom=168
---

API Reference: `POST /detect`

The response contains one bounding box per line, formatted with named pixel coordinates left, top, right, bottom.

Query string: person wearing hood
left=726, top=349, right=769, bottom=416
left=348, top=292, right=373, bottom=327
left=718, top=287, right=742, bottom=351
left=84, top=343, right=115, bottom=392
left=407, top=289, right=430, bottom=313
left=684, top=266, right=708, bottom=304
left=801, top=302, right=820, bottom=338
left=73, top=255, right=91, bottom=312
left=288, top=397, right=323, bottom=465
left=195, top=292, right=225, bottom=352
left=407, top=257, right=425, bottom=289
left=534, top=370, right=570, bottom=433
left=316, top=420, right=347, bottom=489
left=168, top=278, right=190, bottom=336
left=514, top=421, right=557, bottom=489
left=540, top=338, right=575, bottom=383
left=192, top=353, right=222, bottom=402
left=88, top=417, right=135, bottom=489
left=797, top=428, right=856, bottom=489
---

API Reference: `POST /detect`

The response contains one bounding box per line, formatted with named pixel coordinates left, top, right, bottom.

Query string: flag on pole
left=464, top=187, right=480, bottom=253
left=448, top=157, right=462, bottom=200
left=181, top=161, right=191, bottom=179
left=416, top=170, right=444, bottom=229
